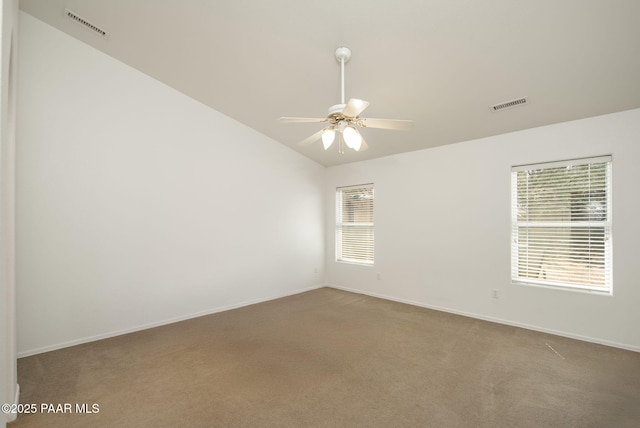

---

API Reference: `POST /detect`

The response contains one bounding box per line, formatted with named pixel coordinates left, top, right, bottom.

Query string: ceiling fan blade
left=298, top=129, right=325, bottom=146
left=342, top=98, right=370, bottom=117
left=360, top=118, right=413, bottom=130
left=279, top=117, right=327, bottom=123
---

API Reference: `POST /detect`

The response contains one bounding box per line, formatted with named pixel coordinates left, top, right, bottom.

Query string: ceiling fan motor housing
left=328, top=104, right=347, bottom=116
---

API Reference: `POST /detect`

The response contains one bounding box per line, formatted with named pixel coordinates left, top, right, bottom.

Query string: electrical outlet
left=492, top=289, right=499, bottom=299
left=377, top=273, right=381, bottom=280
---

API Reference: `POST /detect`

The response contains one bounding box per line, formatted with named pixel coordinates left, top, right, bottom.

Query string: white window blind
left=336, top=184, right=374, bottom=265
left=511, top=156, right=612, bottom=292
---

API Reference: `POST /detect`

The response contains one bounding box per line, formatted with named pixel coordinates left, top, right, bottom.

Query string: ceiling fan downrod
left=335, top=46, right=351, bottom=106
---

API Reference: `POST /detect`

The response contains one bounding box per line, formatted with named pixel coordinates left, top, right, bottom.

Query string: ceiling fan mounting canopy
left=279, top=46, right=412, bottom=154
left=334, top=46, right=352, bottom=64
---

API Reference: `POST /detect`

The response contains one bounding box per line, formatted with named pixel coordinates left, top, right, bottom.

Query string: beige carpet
left=12, top=287, right=640, bottom=427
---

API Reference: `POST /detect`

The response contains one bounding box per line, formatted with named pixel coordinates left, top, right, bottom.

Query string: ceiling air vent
left=491, top=96, right=528, bottom=112
left=65, top=9, right=109, bottom=39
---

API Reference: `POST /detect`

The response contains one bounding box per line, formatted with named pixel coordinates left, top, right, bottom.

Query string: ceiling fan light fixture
left=343, top=126, right=362, bottom=150
left=321, top=128, right=336, bottom=150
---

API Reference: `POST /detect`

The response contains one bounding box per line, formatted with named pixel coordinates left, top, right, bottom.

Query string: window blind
left=336, top=184, right=374, bottom=265
left=511, top=156, right=612, bottom=292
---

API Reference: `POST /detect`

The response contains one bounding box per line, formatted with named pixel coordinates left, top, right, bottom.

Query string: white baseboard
left=17, top=284, right=324, bottom=358
left=4, top=384, right=19, bottom=423
left=328, top=284, right=640, bottom=353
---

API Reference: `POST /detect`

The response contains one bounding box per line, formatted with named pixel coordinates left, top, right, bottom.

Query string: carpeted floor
left=11, top=287, right=640, bottom=427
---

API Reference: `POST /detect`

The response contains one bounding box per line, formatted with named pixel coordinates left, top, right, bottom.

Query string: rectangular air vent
left=65, top=9, right=109, bottom=39
left=491, top=97, right=528, bottom=112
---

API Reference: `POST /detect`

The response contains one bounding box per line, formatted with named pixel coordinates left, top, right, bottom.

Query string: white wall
left=1, top=0, right=19, bottom=425
left=326, top=108, right=640, bottom=351
left=16, top=12, right=325, bottom=357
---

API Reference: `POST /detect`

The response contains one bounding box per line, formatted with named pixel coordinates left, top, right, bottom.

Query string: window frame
left=510, top=156, right=612, bottom=294
left=336, top=183, right=374, bottom=266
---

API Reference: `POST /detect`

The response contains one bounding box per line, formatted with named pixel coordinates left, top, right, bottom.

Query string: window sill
left=336, top=259, right=374, bottom=267
left=512, top=280, right=612, bottom=296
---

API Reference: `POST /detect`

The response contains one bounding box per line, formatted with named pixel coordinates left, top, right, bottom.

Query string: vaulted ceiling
left=20, top=0, right=640, bottom=167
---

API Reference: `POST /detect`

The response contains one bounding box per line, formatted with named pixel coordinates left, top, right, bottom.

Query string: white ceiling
left=19, top=0, right=640, bottom=167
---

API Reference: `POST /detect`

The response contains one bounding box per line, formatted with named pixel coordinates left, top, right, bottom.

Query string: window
left=336, top=184, right=374, bottom=265
left=511, top=156, right=612, bottom=292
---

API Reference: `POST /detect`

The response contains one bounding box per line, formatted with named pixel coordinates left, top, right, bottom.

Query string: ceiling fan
left=279, top=46, right=413, bottom=153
